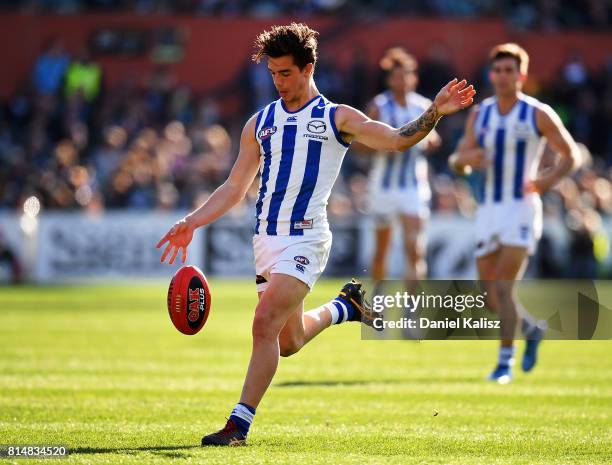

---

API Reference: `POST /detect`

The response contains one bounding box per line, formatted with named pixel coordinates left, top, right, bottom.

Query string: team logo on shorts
left=307, top=120, right=326, bottom=134
left=294, top=256, right=310, bottom=265
left=258, top=126, right=277, bottom=139
left=520, top=225, right=530, bottom=240
left=295, top=264, right=305, bottom=273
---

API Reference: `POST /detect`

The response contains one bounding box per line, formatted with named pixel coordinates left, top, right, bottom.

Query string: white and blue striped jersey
left=474, top=93, right=546, bottom=205
left=369, top=91, right=430, bottom=192
left=253, top=95, right=350, bottom=236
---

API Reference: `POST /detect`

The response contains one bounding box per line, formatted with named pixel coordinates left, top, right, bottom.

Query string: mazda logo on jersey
left=307, top=120, right=326, bottom=134
left=258, top=126, right=277, bottom=139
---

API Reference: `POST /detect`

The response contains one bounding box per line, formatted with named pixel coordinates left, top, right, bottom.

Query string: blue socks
left=329, top=296, right=356, bottom=324
left=498, top=345, right=516, bottom=368
left=229, top=402, right=256, bottom=437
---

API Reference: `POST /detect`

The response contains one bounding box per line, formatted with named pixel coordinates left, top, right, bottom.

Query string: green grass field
left=0, top=280, right=611, bottom=465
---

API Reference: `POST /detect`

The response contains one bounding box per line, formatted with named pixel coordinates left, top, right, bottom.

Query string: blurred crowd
left=1, top=0, right=610, bottom=30
left=0, top=29, right=611, bottom=277
left=0, top=38, right=233, bottom=212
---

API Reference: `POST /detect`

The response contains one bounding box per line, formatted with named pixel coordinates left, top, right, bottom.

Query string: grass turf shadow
left=71, top=445, right=199, bottom=458
left=275, top=377, right=478, bottom=387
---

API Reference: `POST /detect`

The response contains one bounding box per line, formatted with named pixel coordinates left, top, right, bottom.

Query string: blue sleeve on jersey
left=531, top=105, right=542, bottom=136
left=254, top=107, right=265, bottom=139
left=329, top=105, right=351, bottom=148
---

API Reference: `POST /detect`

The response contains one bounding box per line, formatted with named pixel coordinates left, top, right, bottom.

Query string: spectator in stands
left=91, top=125, right=127, bottom=186
left=32, top=37, right=70, bottom=97
left=64, top=50, right=103, bottom=103
left=0, top=23, right=610, bottom=247
left=1, top=1, right=610, bottom=29
left=344, top=45, right=370, bottom=109
left=242, top=60, right=277, bottom=115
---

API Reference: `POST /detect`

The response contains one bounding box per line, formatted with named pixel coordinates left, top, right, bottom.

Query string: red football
left=167, top=265, right=211, bottom=335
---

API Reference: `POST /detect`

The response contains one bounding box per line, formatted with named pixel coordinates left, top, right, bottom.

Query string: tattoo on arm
left=398, top=104, right=440, bottom=138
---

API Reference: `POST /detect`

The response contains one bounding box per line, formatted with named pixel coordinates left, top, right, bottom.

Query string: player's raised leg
left=279, top=278, right=377, bottom=357
left=277, top=301, right=308, bottom=357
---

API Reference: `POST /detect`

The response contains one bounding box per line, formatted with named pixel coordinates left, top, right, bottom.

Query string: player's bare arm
left=156, top=115, right=261, bottom=264
left=353, top=101, right=441, bottom=154
left=335, top=78, right=475, bottom=152
left=524, top=105, right=579, bottom=194
left=449, top=105, right=489, bottom=175
left=348, top=102, right=379, bottom=154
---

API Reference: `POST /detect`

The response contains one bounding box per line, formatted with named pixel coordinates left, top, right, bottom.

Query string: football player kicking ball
left=449, top=43, right=579, bottom=384
left=157, top=23, right=475, bottom=446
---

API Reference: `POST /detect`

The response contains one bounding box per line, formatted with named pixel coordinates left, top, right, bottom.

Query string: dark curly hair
left=252, top=23, right=319, bottom=70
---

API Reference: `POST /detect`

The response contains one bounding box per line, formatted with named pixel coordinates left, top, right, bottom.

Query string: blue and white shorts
left=475, top=195, right=543, bottom=258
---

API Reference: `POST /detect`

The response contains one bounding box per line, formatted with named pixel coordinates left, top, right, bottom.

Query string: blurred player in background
left=450, top=43, right=579, bottom=384
left=365, top=47, right=441, bottom=295
left=158, top=23, right=475, bottom=445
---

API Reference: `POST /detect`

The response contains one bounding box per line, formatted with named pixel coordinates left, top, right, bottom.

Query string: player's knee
left=279, top=335, right=303, bottom=357
left=252, top=307, right=282, bottom=342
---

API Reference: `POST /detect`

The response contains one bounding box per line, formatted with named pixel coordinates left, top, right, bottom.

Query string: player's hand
left=463, top=148, right=489, bottom=170
left=156, top=216, right=195, bottom=264
left=451, top=148, right=489, bottom=174
left=434, top=78, right=476, bottom=116
left=524, top=178, right=553, bottom=195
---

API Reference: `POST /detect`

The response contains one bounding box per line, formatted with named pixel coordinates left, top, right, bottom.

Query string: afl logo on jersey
left=259, top=126, right=277, bottom=140
left=307, top=120, right=326, bottom=134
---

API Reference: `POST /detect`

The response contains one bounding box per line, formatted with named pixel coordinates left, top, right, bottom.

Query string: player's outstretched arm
left=336, top=78, right=475, bottom=152
left=351, top=101, right=441, bottom=154
left=156, top=115, right=261, bottom=264
left=347, top=102, right=380, bottom=155
left=524, top=105, right=579, bottom=194
left=448, top=106, right=489, bottom=175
